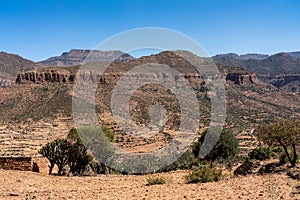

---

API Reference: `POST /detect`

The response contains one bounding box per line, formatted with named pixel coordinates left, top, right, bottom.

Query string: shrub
left=147, top=176, right=166, bottom=185
left=185, top=165, right=223, bottom=183
left=192, top=127, right=239, bottom=167
left=75, top=126, right=115, bottom=164
left=158, top=151, right=202, bottom=172
left=90, top=160, right=119, bottom=174
left=66, top=128, right=94, bottom=175
left=39, top=127, right=108, bottom=176
left=248, top=146, right=272, bottom=161
left=67, top=143, right=93, bottom=175
left=101, top=126, right=115, bottom=142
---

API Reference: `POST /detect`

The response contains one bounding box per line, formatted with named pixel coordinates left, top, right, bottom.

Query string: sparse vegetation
left=147, top=176, right=166, bottom=185
left=248, top=146, right=284, bottom=161
left=248, top=146, right=272, bottom=161
left=25, top=193, right=36, bottom=200
left=185, top=165, right=223, bottom=183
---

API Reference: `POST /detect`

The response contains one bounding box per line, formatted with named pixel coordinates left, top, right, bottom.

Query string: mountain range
left=0, top=50, right=299, bottom=157
left=38, top=49, right=134, bottom=67
left=1, top=49, right=300, bottom=90
left=213, top=52, right=300, bottom=92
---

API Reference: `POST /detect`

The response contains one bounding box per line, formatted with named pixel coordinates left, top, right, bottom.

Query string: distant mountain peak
left=214, top=53, right=269, bottom=60
left=286, top=51, right=300, bottom=58
left=38, top=49, right=134, bottom=67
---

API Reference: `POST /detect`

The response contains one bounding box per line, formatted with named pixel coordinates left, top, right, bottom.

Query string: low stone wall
left=0, top=157, right=32, bottom=171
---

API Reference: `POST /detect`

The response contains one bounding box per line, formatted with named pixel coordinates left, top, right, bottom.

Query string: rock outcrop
left=16, top=51, right=263, bottom=87
left=213, top=52, right=300, bottom=91
left=16, top=69, right=71, bottom=84
left=262, top=74, right=300, bottom=92
left=226, top=73, right=260, bottom=85
left=0, top=79, right=14, bottom=87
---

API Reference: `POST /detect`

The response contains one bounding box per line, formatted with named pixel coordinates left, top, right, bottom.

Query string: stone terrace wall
left=0, top=157, right=32, bottom=171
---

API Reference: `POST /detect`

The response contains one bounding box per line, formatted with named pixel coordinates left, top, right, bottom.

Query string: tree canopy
left=256, top=119, right=300, bottom=166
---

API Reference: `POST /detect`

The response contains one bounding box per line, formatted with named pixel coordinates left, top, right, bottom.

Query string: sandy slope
left=0, top=169, right=299, bottom=200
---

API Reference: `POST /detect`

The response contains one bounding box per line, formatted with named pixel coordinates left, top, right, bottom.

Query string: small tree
left=256, top=120, right=300, bottom=167
left=193, top=128, right=239, bottom=167
left=38, top=138, right=70, bottom=175
left=39, top=126, right=115, bottom=175
left=77, top=126, right=115, bottom=174
left=66, top=128, right=93, bottom=175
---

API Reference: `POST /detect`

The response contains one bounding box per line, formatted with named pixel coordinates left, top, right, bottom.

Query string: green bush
left=66, top=128, right=94, bottom=175
left=248, top=146, right=284, bottom=161
left=272, top=146, right=284, bottom=154
left=147, top=176, right=166, bottom=185
left=185, top=165, right=223, bottom=183
left=248, top=146, right=272, bottom=161
left=192, top=128, right=239, bottom=167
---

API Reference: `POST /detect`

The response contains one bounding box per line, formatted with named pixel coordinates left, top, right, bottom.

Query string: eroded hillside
left=0, top=51, right=299, bottom=157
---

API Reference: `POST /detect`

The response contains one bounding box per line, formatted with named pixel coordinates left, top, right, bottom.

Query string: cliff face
left=17, top=54, right=260, bottom=87
left=16, top=68, right=261, bottom=91
left=213, top=52, right=300, bottom=91
left=16, top=69, right=71, bottom=84
left=261, top=74, right=300, bottom=92
left=226, top=73, right=260, bottom=85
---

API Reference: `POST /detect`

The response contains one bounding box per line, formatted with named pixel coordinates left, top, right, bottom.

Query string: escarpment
left=16, top=67, right=261, bottom=87
left=16, top=69, right=71, bottom=84
left=226, top=73, right=260, bottom=85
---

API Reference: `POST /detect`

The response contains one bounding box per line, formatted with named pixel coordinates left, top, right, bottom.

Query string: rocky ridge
left=38, top=49, right=134, bottom=67
left=0, top=52, right=42, bottom=87
left=213, top=52, right=300, bottom=91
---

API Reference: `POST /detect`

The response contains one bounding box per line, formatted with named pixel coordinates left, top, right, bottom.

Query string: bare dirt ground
left=0, top=169, right=299, bottom=200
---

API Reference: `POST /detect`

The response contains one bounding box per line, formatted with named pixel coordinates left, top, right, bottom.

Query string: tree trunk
left=278, top=141, right=293, bottom=166
left=101, top=163, right=110, bottom=174
left=49, top=163, right=54, bottom=175
left=210, top=160, right=214, bottom=168
left=58, top=166, right=63, bottom=175
left=292, top=144, right=297, bottom=167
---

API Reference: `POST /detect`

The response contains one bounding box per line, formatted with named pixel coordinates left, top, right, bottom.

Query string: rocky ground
left=0, top=169, right=299, bottom=200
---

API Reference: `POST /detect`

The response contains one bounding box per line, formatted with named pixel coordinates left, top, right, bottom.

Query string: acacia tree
left=256, top=120, right=300, bottom=166
left=193, top=128, right=239, bottom=167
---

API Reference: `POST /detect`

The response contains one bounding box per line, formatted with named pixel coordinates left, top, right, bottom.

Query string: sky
left=0, top=0, right=299, bottom=61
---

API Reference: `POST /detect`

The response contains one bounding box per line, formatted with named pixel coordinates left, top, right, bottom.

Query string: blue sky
left=0, top=0, right=299, bottom=61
